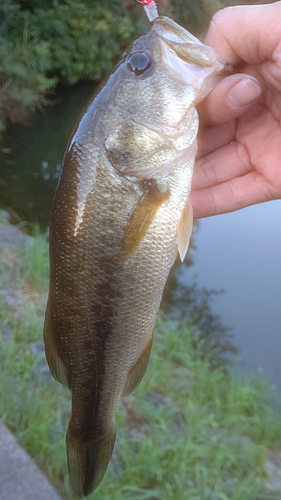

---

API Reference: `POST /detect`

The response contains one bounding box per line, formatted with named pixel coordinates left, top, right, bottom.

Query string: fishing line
left=135, top=0, right=159, bottom=22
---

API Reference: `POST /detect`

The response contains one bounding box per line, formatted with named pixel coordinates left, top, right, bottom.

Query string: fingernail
left=228, top=78, right=262, bottom=107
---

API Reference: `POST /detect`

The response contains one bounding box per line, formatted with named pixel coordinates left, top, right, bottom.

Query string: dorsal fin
left=43, top=301, right=70, bottom=389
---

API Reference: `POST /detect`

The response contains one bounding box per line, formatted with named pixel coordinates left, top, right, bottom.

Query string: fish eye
left=127, top=52, right=152, bottom=76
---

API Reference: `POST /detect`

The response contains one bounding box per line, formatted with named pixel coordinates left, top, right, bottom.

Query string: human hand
left=191, top=1, right=281, bottom=218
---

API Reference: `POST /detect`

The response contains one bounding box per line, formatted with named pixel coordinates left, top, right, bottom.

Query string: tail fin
left=66, top=424, right=116, bottom=498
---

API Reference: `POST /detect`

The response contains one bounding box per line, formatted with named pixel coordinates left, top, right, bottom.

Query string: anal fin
left=122, top=336, right=153, bottom=396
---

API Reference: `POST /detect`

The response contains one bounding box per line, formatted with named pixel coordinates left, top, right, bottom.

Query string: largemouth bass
left=44, top=15, right=222, bottom=498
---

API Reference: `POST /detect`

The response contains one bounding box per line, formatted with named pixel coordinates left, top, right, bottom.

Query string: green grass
left=0, top=227, right=281, bottom=499
left=22, top=225, right=50, bottom=288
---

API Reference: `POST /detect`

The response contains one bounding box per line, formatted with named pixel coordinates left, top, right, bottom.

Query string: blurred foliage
left=0, top=0, right=277, bottom=131
left=0, top=0, right=145, bottom=131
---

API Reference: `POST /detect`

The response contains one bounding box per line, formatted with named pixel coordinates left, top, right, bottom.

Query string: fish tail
left=66, top=423, right=116, bottom=498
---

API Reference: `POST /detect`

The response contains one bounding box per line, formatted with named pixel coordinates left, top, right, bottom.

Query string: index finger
left=205, top=2, right=281, bottom=66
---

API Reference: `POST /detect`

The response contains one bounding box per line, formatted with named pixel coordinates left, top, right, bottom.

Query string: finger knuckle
left=210, top=6, right=234, bottom=31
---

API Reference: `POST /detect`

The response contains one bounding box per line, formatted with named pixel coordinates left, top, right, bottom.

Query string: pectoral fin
left=122, top=336, right=153, bottom=396
left=176, top=197, right=193, bottom=262
left=121, top=179, right=170, bottom=259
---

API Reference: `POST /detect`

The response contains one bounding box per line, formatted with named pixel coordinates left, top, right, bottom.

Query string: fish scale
left=44, top=14, right=223, bottom=498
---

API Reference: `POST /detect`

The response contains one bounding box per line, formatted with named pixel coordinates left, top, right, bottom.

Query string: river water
left=0, top=83, right=281, bottom=390
left=184, top=201, right=281, bottom=391
left=0, top=82, right=97, bottom=228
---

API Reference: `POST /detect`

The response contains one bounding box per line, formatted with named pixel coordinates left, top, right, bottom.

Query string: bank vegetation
left=0, top=0, right=276, bottom=132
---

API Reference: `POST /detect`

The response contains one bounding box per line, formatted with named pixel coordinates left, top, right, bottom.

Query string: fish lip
left=152, top=16, right=217, bottom=67
left=159, top=42, right=223, bottom=94
left=151, top=16, right=224, bottom=93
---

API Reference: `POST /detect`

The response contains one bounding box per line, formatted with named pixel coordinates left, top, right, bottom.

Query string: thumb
left=198, top=73, right=262, bottom=125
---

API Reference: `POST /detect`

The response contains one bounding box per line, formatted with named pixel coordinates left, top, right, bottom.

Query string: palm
left=191, top=1, right=281, bottom=218
left=192, top=99, right=281, bottom=218
left=235, top=97, right=281, bottom=198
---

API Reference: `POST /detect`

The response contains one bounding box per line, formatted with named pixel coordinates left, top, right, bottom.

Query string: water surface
left=0, top=81, right=96, bottom=228
left=183, top=202, right=281, bottom=390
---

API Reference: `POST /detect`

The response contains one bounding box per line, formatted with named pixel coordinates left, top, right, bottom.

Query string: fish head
left=102, top=16, right=223, bottom=179
left=113, top=16, right=223, bottom=126
left=151, top=16, right=224, bottom=98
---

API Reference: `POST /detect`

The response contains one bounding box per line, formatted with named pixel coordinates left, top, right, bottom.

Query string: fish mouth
left=160, top=43, right=223, bottom=92
left=152, top=16, right=218, bottom=67
left=152, top=16, right=224, bottom=93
